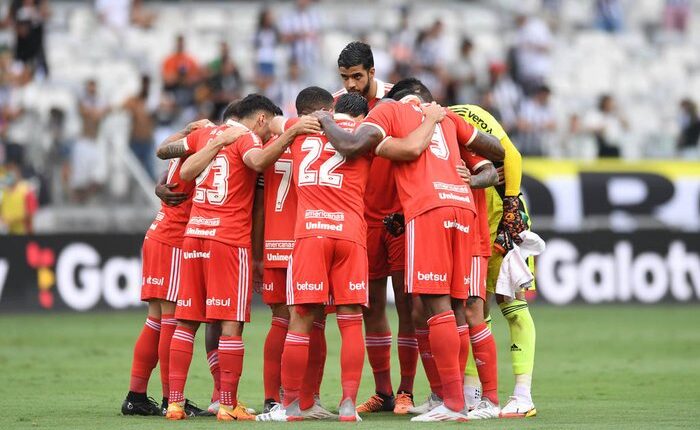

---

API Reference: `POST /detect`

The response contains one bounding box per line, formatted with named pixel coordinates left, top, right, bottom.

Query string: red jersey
left=147, top=156, right=196, bottom=248
left=460, top=146, right=492, bottom=257
left=334, top=79, right=400, bottom=226
left=184, top=121, right=262, bottom=247
left=363, top=100, right=478, bottom=222
left=262, top=133, right=297, bottom=269
left=290, top=114, right=372, bottom=246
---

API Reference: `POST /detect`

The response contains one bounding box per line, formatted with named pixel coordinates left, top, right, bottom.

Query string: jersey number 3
left=298, top=137, right=346, bottom=188
left=194, top=154, right=229, bottom=205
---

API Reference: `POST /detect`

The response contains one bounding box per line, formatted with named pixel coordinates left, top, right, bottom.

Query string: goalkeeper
left=449, top=104, right=537, bottom=418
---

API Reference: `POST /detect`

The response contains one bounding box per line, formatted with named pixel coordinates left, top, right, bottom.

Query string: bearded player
left=334, top=41, right=418, bottom=414
left=121, top=118, right=215, bottom=418
left=317, top=78, right=503, bottom=421
left=450, top=103, right=538, bottom=418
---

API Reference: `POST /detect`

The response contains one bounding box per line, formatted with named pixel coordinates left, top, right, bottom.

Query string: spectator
left=266, top=60, right=305, bottom=117
left=416, top=19, right=447, bottom=70
left=487, top=61, right=522, bottom=133
left=124, top=75, right=155, bottom=178
left=162, top=34, right=200, bottom=90
left=514, top=14, right=553, bottom=93
left=72, top=79, right=108, bottom=202
left=0, top=161, right=38, bottom=234
left=516, top=84, right=557, bottom=156
left=280, top=0, right=321, bottom=74
left=6, top=0, right=49, bottom=77
left=4, top=64, right=39, bottom=169
left=446, top=37, right=481, bottom=105
left=595, top=0, right=624, bottom=33
left=208, top=41, right=243, bottom=119
left=254, top=8, right=279, bottom=91
left=389, top=6, right=415, bottom=78
left=583, top=94, right=628, bottom=157
left=677, top=98, right=700, bottom=158
left=664, top=0, right=690, bottom=35
left=46, top=107, right=70, bottom=201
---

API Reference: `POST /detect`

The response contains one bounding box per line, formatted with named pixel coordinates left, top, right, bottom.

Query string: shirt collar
left=333, top=113, right=355, bottom=121
left=225, top=119, right=250, bottom=130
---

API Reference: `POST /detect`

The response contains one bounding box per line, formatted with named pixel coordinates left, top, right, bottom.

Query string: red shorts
left=468, top=256, right=488, bottom=300
left=367, top=225, right=405, bottom=280
left=405, top=207, right=476, bottom=299
left=263, top=268, right=287, bottom=305
left=176, top=237, right=252, bottom=323
left=141, top=236, right=181, bottom=303
left=288, top=237, right=369, bottom=306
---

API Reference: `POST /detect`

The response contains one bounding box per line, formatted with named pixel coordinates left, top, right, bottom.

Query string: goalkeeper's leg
left=497, top=292, right=536, bottom=417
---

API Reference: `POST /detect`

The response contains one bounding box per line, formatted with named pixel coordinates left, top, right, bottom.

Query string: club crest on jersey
left=417, top=271, right=447, bottom=282
left=296, top=281, right=323, bottom=291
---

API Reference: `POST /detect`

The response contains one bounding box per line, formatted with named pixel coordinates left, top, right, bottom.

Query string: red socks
left=366, top=332, right=393, bottom=396
left=337, top=313, right=364, bottom=404
left=168, top=326, right=196, bottom=403
left=428, top=311, right=464, bottom=412
left=206, top=350, right=220, bottom=402
left=470, top=323, right=498, bottom=405
left=397, top=333, right=418, bottom=393
left=218, top=336, right=244, bottom=408
left=281, top=332, right=310, bottom=407
left=457, top=324, right=470, bottom=375
left=129, top=317, right=161, bottom=393
left=314, top=320, right=327, bottom=395
left=300, top=322, right=325, bottom=410
left=263, top=317, right=289, bottom=402
left=416, top=328, right=443, bottom=398
left=158, top=315, right=177, bottom=396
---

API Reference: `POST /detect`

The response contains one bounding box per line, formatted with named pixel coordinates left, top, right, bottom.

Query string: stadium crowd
left=0, top=0, right=698, bottom=233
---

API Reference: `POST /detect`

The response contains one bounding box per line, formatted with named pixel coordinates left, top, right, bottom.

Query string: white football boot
left=255, top=400, right=303, bottom=421
left=338, top=398, right=362, bottom=422
left=410, top=404, right=469, bottom=422
left=500, top=396, right=537, bottom=418
left=408, top=392, right=442, bottom=414
left=466, top=398, right=500, bottom=420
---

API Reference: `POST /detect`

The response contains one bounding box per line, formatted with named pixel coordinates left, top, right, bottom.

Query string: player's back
left=290, top=115, right=371, bottom=246
left=263, top=138, right=297, bottom=267
left=365, top=100, right=476, bottom=221
left=185, top=122, right=261, bottom=248
left=148, top=157, right=195, bottom=248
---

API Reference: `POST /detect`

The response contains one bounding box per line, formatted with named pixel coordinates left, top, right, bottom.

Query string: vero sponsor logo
left=296, top=281, right=324, bottom=291
left=417, top=271, right=447, bottom=282
left=206, top=297, right=231, bottom=307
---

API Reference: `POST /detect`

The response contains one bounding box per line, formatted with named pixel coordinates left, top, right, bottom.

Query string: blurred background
left=0, top=0, right=698, bottom=310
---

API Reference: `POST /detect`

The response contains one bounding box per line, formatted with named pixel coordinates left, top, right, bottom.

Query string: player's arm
left=499, top=134, right=522, bottom=196
left=466, top=131, right=504, bottom=162
left=155, top=171, right=188, bottom=206
left=180, top=127, right=247, bottom=181
left=251, top=178, right=265, bottom=292
left=156, top=119, right=214, bottom=159
left=376, top=103, right=446, bottom=161
left=316, top=113, right=382, bottom=159
left=243, top=116, right=321, bottom=172
left=468, top=163, right=498, bottom=189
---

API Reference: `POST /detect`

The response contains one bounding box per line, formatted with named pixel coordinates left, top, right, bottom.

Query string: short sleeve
left=362, top=101, right=396, bottom=140
left=447, top=111, right=478, bottom=147
left=240, top=133, right=263, bottom=160
left=283, top=117, right=300, bottom=132
left=459, top=146, right=490, bottom=172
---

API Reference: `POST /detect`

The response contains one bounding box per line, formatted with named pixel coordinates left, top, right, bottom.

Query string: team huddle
left=121, top=41, right=540, bottom=423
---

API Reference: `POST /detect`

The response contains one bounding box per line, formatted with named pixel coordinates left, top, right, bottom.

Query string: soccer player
left=164, top=94, right=317, bottom=421
left=334, top=41, right=417, bottom=414
left=449, top=103, right=538, bottom=418
left=259, top=109, right=332, bottom=417
left=315, top=78, right=502, bottom=421
left=121, top=118, right=214, bottom=417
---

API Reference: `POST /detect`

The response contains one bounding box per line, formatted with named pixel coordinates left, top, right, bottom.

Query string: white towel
left=494, top=231, right=546, bottom=299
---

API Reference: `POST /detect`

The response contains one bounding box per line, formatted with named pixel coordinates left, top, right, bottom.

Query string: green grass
left=2, top=305, right=699, bottom=429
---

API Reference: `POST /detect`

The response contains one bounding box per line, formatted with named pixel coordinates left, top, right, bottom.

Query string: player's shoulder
left=449, top=104, right=505, bottom=137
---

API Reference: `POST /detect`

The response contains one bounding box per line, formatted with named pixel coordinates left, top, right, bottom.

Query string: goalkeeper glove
left=499, top=195, right=527, bottom=244
left=383, top=212, right=405, bottom=237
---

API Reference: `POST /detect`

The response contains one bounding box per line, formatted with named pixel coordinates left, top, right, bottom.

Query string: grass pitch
left=2, top=305, right=699, bottom=429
